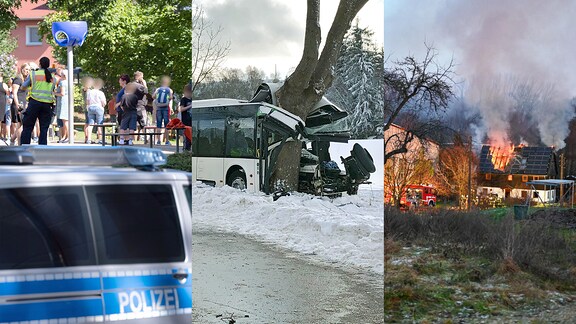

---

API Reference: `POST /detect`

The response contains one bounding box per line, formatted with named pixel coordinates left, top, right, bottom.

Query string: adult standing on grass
left=134, top=77, right=148, bottom=140
left=85, top=78, right=107, bottom=144
left=153, top=76, right=173, bottom=145
left=134, top=71, right=147, bottom=90
left=118, top=83, right=139, bottom=146
left=10, top=63, right=31, bottom=145
left=179, top=84, right=192, bottom=151
left=53, top=68, right=69, bottom=143
left=27, top=62, right=41, bottom=143
left=20, top=57, right=55, bottom=145
left=0, top=74, right=11, bottom=142
left=81, top=76, right=94, bottom=143
left=115, top=74, right=130, bottom=129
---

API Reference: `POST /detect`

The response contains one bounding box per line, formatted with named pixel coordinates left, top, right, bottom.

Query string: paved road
left=191, top=231, right=383, bottom=324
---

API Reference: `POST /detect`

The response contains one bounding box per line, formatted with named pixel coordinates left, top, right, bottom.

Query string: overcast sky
left=195, top=0, right=384, bottom=78
left=385, top=0, right=576, bottom=95
left=385, top=0, right=576, bottom=147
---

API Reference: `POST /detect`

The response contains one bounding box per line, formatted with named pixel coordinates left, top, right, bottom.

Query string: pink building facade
left=11, top=1, right=55, bottom=68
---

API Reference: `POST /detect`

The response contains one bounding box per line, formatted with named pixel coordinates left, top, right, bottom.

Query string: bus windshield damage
left=191, top=84, right=375, bottom=197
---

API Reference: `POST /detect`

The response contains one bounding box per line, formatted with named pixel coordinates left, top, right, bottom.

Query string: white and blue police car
left=0, top=146, right=191, bottom=323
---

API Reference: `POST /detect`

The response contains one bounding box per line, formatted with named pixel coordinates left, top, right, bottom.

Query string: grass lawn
left=385, top=208, right=576, bottom=322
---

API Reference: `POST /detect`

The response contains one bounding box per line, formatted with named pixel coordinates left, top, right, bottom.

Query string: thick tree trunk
left=271, top=141, right=302, bottom=192
left=271, top=0, right=369, bottom=191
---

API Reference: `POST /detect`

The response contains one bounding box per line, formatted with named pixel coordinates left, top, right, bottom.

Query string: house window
left=522, top=175, right=528, bottom=182
left=26, top=26, right=42, bottom=46
left=533, top=191, right=539, bottom=199
left=485, top=174, right=492, bottom=180
left=508, top=175, right=513, bottom=181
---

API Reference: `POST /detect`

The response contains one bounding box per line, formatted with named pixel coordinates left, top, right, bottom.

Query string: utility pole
left=560, top=153, right=565, bottom=206
left=467, top=135, right=472, bottom=211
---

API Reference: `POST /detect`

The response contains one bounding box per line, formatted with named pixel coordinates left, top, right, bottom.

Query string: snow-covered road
left=192, top=184, right=384, bottom=274
left=192, top=231, right=384, bottom=323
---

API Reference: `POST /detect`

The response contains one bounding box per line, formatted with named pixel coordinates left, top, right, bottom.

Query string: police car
left=0, top=146, right=191, bottom=323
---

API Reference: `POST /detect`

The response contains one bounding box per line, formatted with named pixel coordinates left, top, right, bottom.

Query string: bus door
left=257, top=119, right=295, bottom=194
left=223, top=116, right=259, bottom=191
left=195, top=119, right=226, bottom=187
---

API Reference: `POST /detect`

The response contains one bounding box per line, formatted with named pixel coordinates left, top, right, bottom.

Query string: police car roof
left=0, top=146, right=168, bottom=169
left=0, top=165, right=190, bottom=188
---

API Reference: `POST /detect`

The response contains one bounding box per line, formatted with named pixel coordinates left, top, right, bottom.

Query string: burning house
left=477, top=145, right=558, bottom=203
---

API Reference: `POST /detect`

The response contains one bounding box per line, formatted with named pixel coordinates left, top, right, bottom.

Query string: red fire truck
left=401, top=185, right=437, bottom=208
left=385, top=185, right=437, bottom=208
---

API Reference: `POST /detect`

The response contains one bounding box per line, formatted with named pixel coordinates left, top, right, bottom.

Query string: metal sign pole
left=51, top=21, right=88, bottom=146
left=67, top=46, right=74, bottom=145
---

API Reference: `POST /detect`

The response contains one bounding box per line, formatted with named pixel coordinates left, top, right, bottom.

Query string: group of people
left=0, top=57, right=58, bottom=146
left=0, top=55, right=192, bottom=149
left=83, top=71, right=192, bottom=148
left=0, top=61, right=46, bottom=145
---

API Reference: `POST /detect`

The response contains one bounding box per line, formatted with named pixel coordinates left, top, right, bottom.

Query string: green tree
left=0, top=30, right=16, bottom=55
left=0, top=1, right=28, bottom=78
left=0, top=0, right=41, bottom=32
left=327, top=22, right=384, bottom=139
left=39, top=0, right=191, bottom=93
left=0, top=29, right=17, bottom=78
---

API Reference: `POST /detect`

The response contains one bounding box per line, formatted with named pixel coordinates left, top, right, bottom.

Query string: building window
left=521, top=191, right=527, bottom=198
left=522, top=175, right=528, bottom=182
left=485, top=174, right=492, bottom=180
left=508, top=175, right=513, bottom=181
left=26, top=26, right=42, bottom=46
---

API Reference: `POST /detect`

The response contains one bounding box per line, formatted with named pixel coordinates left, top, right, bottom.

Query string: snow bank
left=329, top=139, right=383, bottom=189
left=192, top=184, right=384, bottom=274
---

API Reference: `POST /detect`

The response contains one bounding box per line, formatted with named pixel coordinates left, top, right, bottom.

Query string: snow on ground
left=329, top=139, right=383, bottom=189
left=192, top=184, right=384, bottom=274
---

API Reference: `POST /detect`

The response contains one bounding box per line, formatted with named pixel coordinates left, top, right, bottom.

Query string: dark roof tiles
left=479, top=145, right=553, bottom=175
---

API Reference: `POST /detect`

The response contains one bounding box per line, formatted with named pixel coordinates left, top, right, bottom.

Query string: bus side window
left=225, top=117, right=255, bottom=158
left=190, top=119, right=198, bottom=156
left=197, top=119, right=225, bottom=157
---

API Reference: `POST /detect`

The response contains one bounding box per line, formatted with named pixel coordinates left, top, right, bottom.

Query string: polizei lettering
left=118, top=288, right=179, bottom=313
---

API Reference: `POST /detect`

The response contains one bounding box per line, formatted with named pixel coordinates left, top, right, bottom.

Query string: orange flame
left=489, top=144, right=515, bottom=171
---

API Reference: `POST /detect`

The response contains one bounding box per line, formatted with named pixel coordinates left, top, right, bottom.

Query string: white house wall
left=477, top=186, right=556, bottom=203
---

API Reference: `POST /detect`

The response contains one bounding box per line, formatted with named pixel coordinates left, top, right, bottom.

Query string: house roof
left=479, top=145, right=554, bottom=175
left=14, top=0, right=52, bottom=20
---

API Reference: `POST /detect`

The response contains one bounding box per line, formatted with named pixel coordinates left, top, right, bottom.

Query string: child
left=118, top=83, right=139, bottom=145
left=1, top=77, right=12, bottom=142
left=85, top=78, right=106, bottom=144
left=0, top=72, right=13, bottom=141
left=179, top=84, right=192, bottom=150
left=153, top=76, right=173, bottom=145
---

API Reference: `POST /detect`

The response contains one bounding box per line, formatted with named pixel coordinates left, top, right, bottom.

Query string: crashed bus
left=191, top=83, right=375, bottom=196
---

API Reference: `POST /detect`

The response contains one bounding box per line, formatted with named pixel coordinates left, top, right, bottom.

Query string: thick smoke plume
left=413, top=0, right=576, bottom=148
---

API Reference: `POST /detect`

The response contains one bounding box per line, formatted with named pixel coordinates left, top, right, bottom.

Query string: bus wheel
left=228, top=171, right=246, bottom=190
left=428, top=200, right=435, bottom=207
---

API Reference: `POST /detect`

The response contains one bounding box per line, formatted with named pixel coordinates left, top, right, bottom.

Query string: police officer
left=20, top=57, right=55, bottom=145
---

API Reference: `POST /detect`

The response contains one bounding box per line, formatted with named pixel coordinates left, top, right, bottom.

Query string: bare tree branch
left=192, top=4, right=231, bottom=93
left=384, top=45, right=455, bottom=162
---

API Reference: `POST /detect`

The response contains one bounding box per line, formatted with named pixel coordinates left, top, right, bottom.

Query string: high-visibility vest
left=28, top=70, right=54, bottom=104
